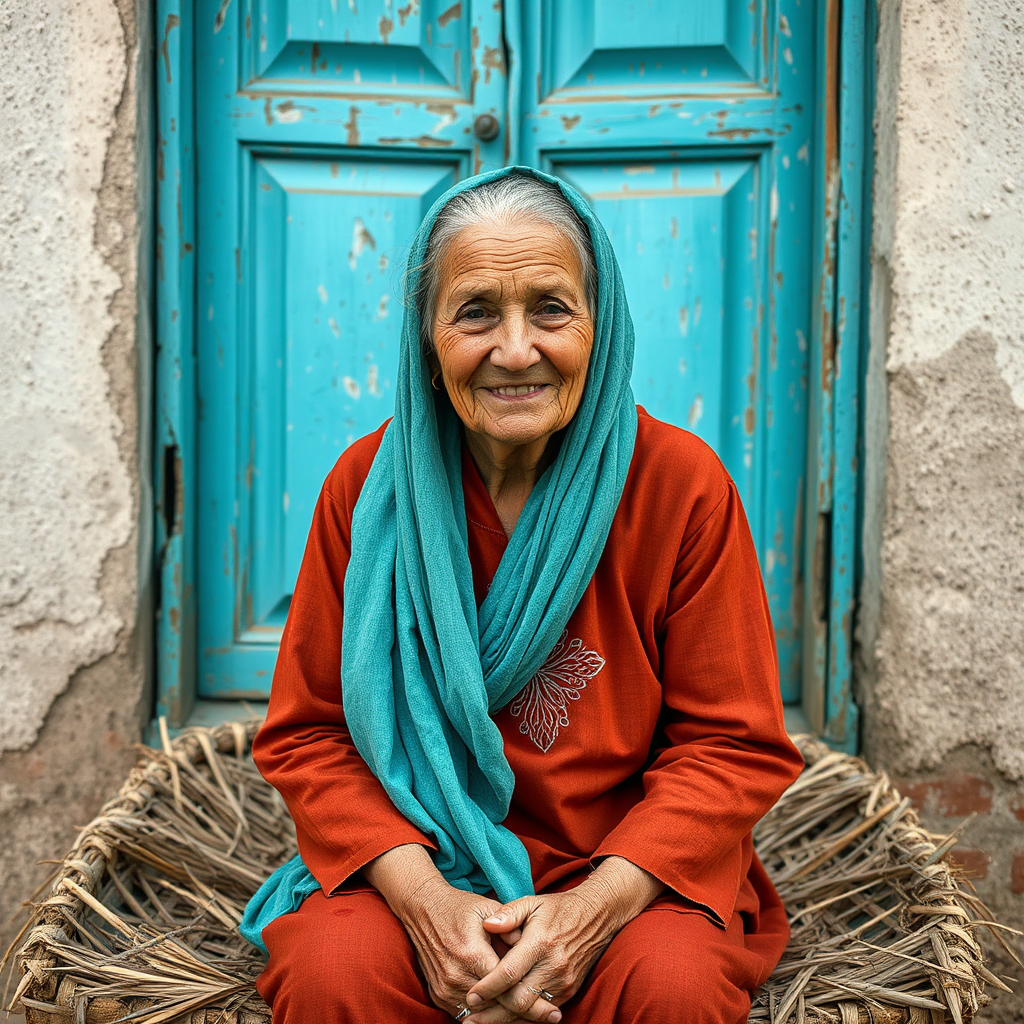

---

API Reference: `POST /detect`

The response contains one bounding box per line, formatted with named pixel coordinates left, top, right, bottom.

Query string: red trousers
left=256, top=885, right=784, bottom=1023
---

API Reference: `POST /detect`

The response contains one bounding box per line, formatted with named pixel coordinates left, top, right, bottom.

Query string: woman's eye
left=461, top=307, right=489, bottom=321
left=539, top=302, right=568, bottom=316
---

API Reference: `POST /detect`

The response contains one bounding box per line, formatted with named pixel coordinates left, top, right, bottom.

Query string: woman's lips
left=484, top=384, right=550, bottom=400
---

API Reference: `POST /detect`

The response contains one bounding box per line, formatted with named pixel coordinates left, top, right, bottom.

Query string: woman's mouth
left=486, top=384, right=548, bottom=399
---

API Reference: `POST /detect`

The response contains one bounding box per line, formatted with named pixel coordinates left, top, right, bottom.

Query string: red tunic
left=253, top=407, right=803, bottom=942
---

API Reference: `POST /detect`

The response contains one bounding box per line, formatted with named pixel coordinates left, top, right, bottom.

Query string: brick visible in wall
left=1012, top=853, right=1024, bottom=896
left=902, top=774, right=993, bottom=817
left=1008, top=794, right=1024, bottom=823
left=946, top=848, right=991, bottom=880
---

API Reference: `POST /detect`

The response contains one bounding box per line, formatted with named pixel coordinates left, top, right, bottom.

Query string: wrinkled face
left=429, top=218, right=594, bottom=451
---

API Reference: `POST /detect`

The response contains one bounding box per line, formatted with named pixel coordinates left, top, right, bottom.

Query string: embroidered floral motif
left=509, top=631, right=606, bottom=752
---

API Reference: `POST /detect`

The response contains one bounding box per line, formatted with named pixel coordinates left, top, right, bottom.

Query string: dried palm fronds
left=5, top=725, right=1016, bottom=1024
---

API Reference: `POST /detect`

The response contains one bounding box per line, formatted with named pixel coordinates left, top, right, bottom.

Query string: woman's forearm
left=362, top=843, right=449, bottom=919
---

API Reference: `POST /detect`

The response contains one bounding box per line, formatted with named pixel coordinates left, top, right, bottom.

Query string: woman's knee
left=257, top=889, right=435, bottom=1022
left=592, top=911, right=754, bottom=1024
left=619, top=946, right=749, bottom=1023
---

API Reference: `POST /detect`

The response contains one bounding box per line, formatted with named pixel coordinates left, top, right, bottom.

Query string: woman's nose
left=490, top=317, right=541, bottom=371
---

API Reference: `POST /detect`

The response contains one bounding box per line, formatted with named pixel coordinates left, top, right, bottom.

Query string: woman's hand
left=399, top=881, right=507, bottom=1017
left=362, top=845, right=561, bottom=1021
left=464, top=857, right=665, bottom=1024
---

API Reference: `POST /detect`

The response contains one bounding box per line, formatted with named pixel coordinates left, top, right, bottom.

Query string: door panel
left=250, top=0, right=471, bottom=93
left=557, top=158, right=763, bottom=513
left=544, top=0, right=764, bottom=94
left=246, top=157, right=458, bottom=637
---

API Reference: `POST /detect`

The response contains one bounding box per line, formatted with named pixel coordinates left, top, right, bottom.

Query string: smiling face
left=428, top=218, right=594, bottom=454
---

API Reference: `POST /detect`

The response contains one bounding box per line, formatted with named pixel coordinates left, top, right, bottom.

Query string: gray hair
left=412, top=174, right=598, bottom=351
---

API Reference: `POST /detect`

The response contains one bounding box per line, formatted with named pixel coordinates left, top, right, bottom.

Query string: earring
left=431, top=371, right=442, bottom=391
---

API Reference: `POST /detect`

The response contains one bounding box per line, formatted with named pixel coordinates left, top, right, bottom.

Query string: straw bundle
left=752, top=737, right=1017, bottom=1023
left=5, top=723, right=1015, bottom=1024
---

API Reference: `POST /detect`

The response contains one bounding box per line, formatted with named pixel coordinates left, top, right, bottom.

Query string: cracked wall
left=0, top=0, right=152, bottom=964
left=862, top=0, right=1024, bottom=1009
left=874, top=332, right=1024, bottom=778
left=863, top=0, right=1024, bottom=787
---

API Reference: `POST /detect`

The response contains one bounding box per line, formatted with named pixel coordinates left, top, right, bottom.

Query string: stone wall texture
left=862, top=0, right=1024, bottom=1016
left=0, top=0, right=151, bottom=981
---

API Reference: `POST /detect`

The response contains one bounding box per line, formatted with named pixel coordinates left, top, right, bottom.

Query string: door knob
left=473, top=113, right=501, bottom=142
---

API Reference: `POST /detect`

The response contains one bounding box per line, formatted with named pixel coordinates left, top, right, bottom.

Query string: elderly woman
left=240, top=166, right=803, bottom=1024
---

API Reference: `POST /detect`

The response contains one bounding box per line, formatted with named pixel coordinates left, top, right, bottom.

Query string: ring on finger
left=526, top=984, right=556, bottom=1003
left=455, top=1007, right=471, bottom=1021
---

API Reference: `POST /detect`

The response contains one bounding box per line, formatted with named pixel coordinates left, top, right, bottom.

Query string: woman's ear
left=425, top=349, right=441, bottom=381
left=425, top=350, right=447, bottom=393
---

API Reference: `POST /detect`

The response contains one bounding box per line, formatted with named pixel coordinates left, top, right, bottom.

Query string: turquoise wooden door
left=192, top=0, right=815, bottom=702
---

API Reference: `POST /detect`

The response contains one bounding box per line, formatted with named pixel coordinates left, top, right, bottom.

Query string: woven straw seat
left=6, top=722, right=1014, bottom=1024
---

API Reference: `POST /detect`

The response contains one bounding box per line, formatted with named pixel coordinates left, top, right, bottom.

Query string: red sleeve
left=251, top=427, right=436, bottom=896
left=593, top=469, right=804, bottom=924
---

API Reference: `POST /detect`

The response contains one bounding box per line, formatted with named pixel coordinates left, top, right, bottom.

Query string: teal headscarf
left=240, top=166, right=637, bottom=953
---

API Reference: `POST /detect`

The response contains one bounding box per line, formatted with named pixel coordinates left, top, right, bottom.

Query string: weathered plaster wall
left=0, top=0, right=151, bottom=968
left=862, top=0, right=1024, bottom=787
left=861, top=0, right=1024, bottom=1011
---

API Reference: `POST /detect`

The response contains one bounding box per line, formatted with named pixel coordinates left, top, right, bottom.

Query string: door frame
left=155, top=0, right=197, bottom=727
left=801, top=0, right=876, bottom=751
left=154, top=0, right=876, bottom=750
